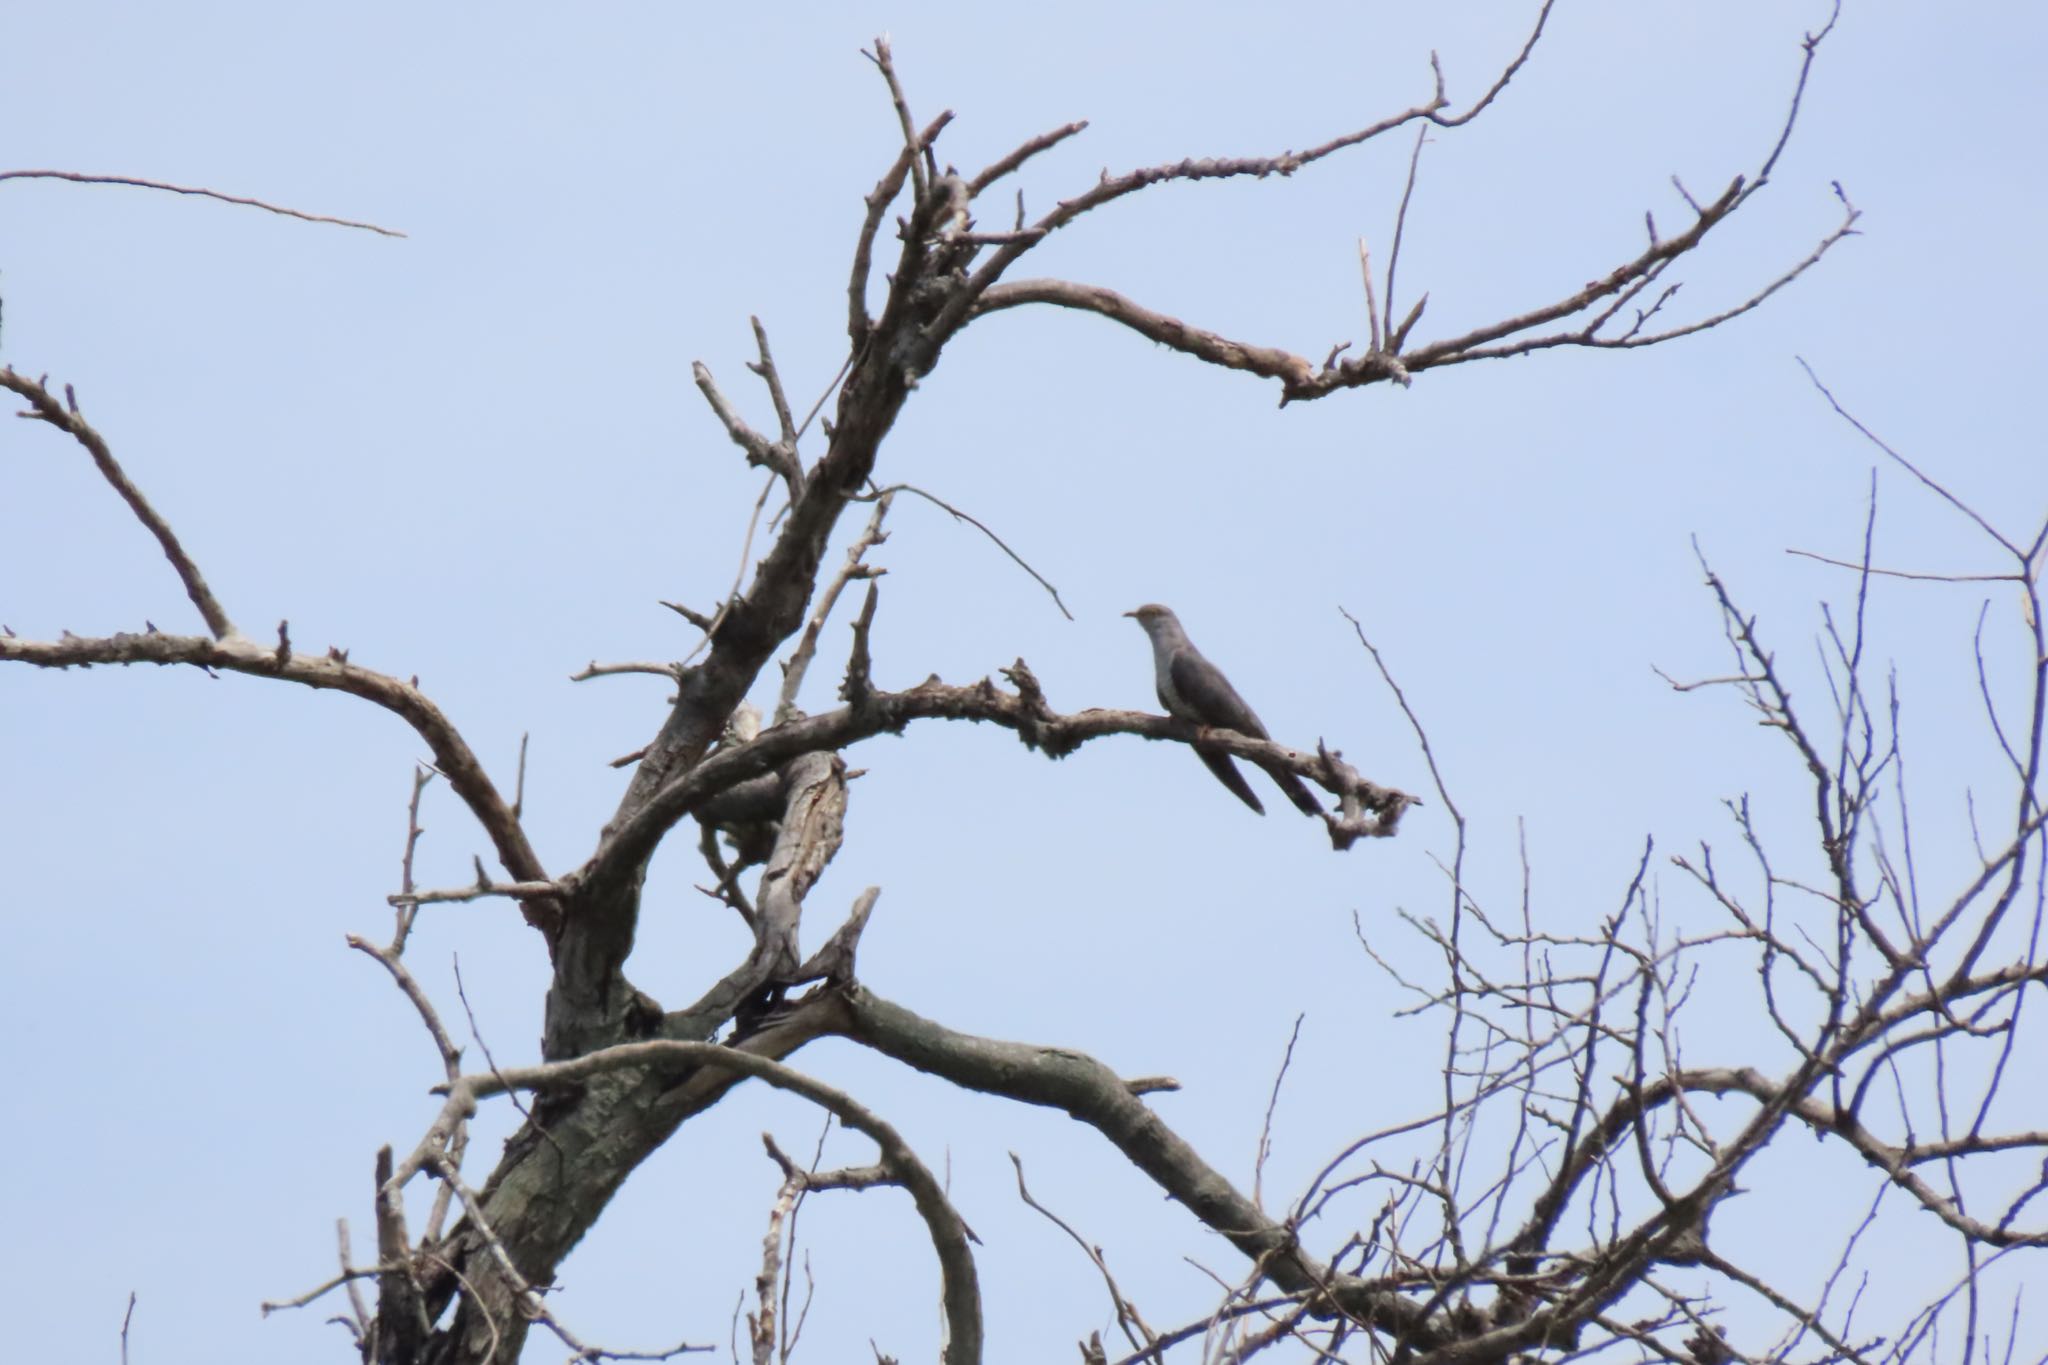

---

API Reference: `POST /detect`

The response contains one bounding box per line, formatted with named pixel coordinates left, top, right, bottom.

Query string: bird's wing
left=1168, top=648, right=1270, bottom=737
left=1171, top=648, right=1322, bottom=817
left=1195, top=746, right=1265, bottom=815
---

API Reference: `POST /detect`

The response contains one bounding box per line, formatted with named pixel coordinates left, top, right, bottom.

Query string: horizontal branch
left=1502, top=1049, right=2048, bottom=1344
left=972, top=182, right=1854, bottom=406
left=1686, top=1066, right=2047, bottom=1249
left=579, top=667, right=1416, bottom=896
left=569, top=659, right=680, bottom=683
left=974, top=280, right=1319, bottom=393
left=389, top=879, right=562, bottom=909
left=0, top=168, right=405, bottom=237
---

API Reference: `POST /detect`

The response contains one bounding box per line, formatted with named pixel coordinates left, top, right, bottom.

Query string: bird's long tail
left=1194, top=747, right=1266, bottom=815
left=1269, top=766, right=1325, bottom=818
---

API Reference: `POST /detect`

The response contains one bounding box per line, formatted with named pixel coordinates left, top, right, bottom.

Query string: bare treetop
left=17, top=9, right=2032, bottom=1365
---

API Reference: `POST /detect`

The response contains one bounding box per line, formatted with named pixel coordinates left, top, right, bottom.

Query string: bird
left=1124, top=603, right=1323, bottom=817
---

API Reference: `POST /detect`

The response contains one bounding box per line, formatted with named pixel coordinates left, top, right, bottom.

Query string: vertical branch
left=393, top=764, right=437, bottom=954
left=848, top=113, right=955, bottom=344
left=751, top=1155, right=804, bottom=1365
left=867, top=38, right=931, bottom=205
left=1357, top=239, right=1384, bottom=353
left=337, top=1219, right=372, bottom=1347
left=1383, top=124, right=1429, bottom=348
left=749, top=316, right=799, bottom=446
left=511, top=733, right=529, bottom=823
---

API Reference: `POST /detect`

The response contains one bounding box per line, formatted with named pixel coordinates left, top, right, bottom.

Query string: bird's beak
left=1122, top=609, right=1137, bottom=618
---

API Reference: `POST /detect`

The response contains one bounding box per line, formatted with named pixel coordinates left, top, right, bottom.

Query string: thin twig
left=682, top=471, right=781, bottom=667
left=393, top=763, right=437, bottom=953
left=348, top=936, right=463, bottom=1079
left=1786, top=548, right=2014, bottom=584
left=863, top=482, right=1071, bottom=620
left=749, top=316, right=798, bottom=445
left=338, top=1220, right=372, bottom=1342
left=1357, top=239, right=1383, bottom=353
left=1383, top=125, right=1430, bottom=342
left=796, top=351, right=856, bottom=444
left=259, top=1264, right=390, bottom=1317
left=1253, top=1014, right=1306, bottom=1213
left=572, top=660, right=683, bottom=682
left=0, top=169, right=405, bottom=236
left=967, top=121, right=1090, bottom=197
left=390, top=878, right=561, bottom=908
left=1433, top=0, right=1558, bottom=127
left=1009, top=1153, right=1162, bottom=1361
left=1797, top=358, right=2019, bottom=559
left=512, top=732, right=529, bottom=823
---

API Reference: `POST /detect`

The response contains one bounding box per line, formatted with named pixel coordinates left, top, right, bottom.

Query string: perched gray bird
left=1125, top=604, right=1323, bottom=817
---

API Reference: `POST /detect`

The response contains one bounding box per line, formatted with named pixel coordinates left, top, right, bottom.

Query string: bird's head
left=1124, top=603, right=1182, bottom=642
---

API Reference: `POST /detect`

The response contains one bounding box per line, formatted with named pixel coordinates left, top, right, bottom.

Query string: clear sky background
left=3, top=3, right=2043, bottom=1361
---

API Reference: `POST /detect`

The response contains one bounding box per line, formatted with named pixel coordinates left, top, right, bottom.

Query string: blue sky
left=3, top=3, right=2044, bottom=1361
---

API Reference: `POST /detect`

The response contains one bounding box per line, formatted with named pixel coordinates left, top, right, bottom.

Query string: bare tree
left=1319, top=397, right=2048, bottom=1364
left=15, top=9, right=2023, bottom=1365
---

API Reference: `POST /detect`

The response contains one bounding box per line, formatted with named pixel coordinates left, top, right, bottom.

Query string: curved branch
left=1432, top=0, right=1558, bottom=127
left=863, top=483, right=1072, bottom=621
left=0, top=629, right=552, bottom=933
left=450, top=1036, right=983, bottom=1364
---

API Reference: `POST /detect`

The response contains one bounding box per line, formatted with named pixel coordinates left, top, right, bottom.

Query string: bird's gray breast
left=1154, top=658, right=1189, bottom=719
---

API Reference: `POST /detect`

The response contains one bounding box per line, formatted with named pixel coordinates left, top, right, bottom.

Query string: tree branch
left=0, top=628, right=552, bottom=934
left=0, top=168, right=405, bottom=236
left=444, top=1033, right=983, bottom=1364
left=3, top=368, right=236, bottom=638
left=581, top=670, right=1415, bottom=896
left=832, top=985, right=1445, bottom=1347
